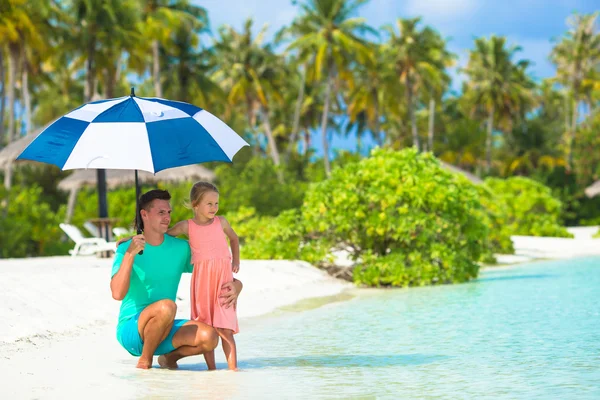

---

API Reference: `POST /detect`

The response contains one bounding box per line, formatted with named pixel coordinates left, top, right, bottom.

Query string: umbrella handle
left=137, top=228, right=143, bottom=255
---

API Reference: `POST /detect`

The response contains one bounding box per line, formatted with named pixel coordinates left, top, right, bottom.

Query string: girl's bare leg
left=216, top=328, right=237, bottom=370
left=203, top=349, right=217, bottom=370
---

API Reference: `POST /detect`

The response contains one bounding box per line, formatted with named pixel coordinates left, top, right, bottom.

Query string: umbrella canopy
left=17, top=93, right=248, bottom=172
left=57, top=164, right=216, bottom=191
left=585, top=180, right=600, bottom=198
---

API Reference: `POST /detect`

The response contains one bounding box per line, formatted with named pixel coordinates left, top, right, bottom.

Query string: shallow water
left=128, top=257, right=600, bottom=399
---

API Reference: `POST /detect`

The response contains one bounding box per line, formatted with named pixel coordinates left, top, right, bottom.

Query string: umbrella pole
left=97, top=169, right=108, bottom=240
left=135, top=170, right=143, bottom=255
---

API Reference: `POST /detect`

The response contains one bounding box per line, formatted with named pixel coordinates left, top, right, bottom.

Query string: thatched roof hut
left=57, top=165, right=216, bottom=191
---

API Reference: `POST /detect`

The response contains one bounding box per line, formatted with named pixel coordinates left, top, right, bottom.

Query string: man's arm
left=110, top=235, right=145, bottom=300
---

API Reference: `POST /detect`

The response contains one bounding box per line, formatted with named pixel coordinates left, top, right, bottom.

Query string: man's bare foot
left=158, top=355, right=179, bottom=369
left=136, top=358, right=152, bottom=369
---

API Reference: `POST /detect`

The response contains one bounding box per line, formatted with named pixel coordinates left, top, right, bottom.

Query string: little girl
left=167, top=181, right=240, bottom=370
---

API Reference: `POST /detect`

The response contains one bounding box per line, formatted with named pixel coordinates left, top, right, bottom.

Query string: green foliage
left=0, top=185, right=69, bottom=258
left=302, top=148, right=488, bottom=287
left=225, top=206, right=329, bottom=264
left=215, top=156, right=308, bottom=216
left=476, top=185, right=515, bottom=255
left=482, top=177, right=573, bottom=237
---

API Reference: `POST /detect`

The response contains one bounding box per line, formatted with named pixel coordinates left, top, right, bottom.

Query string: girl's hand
left=116, top=236, right=133, bottom=246
left=232, top=263, right=240, bottom=273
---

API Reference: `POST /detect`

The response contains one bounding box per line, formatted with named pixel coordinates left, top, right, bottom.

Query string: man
left=110, top=189, right=242, bottom=369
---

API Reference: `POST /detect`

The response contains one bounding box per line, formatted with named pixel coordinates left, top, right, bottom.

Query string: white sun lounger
left=59, top=223, right=117, bottom=256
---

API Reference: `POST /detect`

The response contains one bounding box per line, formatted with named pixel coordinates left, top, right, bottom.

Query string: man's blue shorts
left=117, top=312, right=189, bottom=357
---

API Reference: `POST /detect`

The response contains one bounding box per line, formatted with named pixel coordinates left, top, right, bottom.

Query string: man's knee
left=195, top=326, right=218, bottom=350
left=155, top=299, right=177, bottom=318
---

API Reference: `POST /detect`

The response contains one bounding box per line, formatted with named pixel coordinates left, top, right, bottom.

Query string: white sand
left=492, top=227, right=600, bottom=265
left=0, top=256, right=349, bottom=398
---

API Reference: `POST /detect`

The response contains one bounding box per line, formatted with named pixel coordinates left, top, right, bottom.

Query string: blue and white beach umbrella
left=17, top=91, right=249, bottom=172
left=17, top=90, right=249, bottom=238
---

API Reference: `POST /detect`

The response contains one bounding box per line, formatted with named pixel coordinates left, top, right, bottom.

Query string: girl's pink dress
left=188, top=217, right=239, bottom=333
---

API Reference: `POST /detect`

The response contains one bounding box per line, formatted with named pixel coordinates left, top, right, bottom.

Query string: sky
left=195, top=0, right=600, bottom=157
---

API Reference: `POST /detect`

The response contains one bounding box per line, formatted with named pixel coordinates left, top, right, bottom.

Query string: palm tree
left=212, top=19, right=286, bottom=180
left=383, top=18, right=453, bottom=152
left=551, top=12, right=600, bottom=169
left=69, top=0, right=139, bottom=102
left=285, top=0, right=374, bottom=176
left=138, top=0, right=208, bottom=98
left=162, top=16, right=223, bottom=106
left=346, top=43, right=392, bottom=150
left=462, top=35, right=534, bottom=173
left=0, top=0, right=52, bottom=142
left=31, top=50, right=84, bottom=126
left=0, top=49, right=5, bottom=145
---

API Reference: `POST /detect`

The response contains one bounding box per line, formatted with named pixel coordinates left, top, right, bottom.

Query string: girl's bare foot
left=136, top=358, right=152, bottom=369
left=158, top=355, right=179, bottom=369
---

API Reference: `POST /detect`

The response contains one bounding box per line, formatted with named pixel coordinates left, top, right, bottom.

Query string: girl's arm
left=167, top=220, right=189, bottom=237
left=219, top=216, right=240, bottom=273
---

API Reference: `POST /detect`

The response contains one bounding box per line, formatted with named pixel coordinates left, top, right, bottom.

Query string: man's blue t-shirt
left=111, top=235, right=192, bottom=337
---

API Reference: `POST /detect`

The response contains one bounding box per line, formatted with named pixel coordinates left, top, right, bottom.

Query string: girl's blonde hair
left=189, top=181, right=219, bottom=208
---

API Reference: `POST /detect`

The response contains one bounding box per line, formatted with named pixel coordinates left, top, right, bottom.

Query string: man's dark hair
left=136, top=189, right=171, bottom=231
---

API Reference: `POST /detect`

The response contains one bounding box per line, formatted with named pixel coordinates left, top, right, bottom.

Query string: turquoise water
left=165, top=257, right=600, bottom=399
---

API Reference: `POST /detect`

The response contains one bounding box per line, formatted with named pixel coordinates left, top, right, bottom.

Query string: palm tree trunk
left=22, top=60, right=32, bottom=133
left=405, top=73, right=419, bottom=151
left=84, top=36, right=96, bottom=102
left=152, top=39, right=162, bottom=98
left=259, top=107, right=284, bottom=183
left=428, top=98, right=435, bottom=153
left=320, top=66, right=334, bottom=176
left=286, top=64, right=306, bottom=158
left=373, top=89, right=383, bottom=147
left=569, top=97, right=578, bottom=168
left=303, top=128, right=311, bottom=154
left=4, top=163, right=11, bottom=189
left=65, top=188, right=78, bottom=223
left=6, top=43, right=19, bottom=142
left=0, top=49, right=6, bottom=148
left=486, top=105, right=495, bottom=173
left=563, top=91, right=570, bottom=168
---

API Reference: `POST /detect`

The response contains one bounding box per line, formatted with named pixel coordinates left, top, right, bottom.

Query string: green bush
left=482, top=177, right=572, bottom=238
left=215, top=157, right=308, bottom=216
left=302, top=148, right=489, bottom=287
left=0, top=185, right=70, bottom=258
left=476, top=185, right=515, bottom=255
left=225, top=207, right=329, bottom=264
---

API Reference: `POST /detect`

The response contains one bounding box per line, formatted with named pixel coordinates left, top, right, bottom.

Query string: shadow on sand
left=176, top=354, right=449, bottom=371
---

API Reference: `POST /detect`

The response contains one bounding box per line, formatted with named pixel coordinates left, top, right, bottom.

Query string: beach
left=0, top=256, right=350, bottom=399
left=1, top=230, right=599, bottom=399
